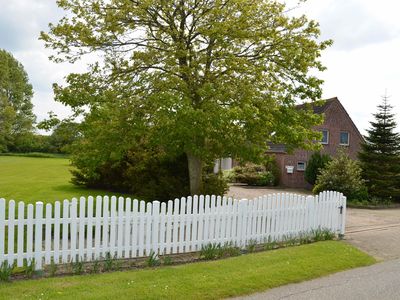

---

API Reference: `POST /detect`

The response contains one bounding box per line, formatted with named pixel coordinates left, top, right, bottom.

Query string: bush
left=203, top=172, right=229, bottom=196
left=72, top=147, right=227, bottom=201
left=305, top=152, right=331, bottom=185
left=233, top=163, right=275, bottom=186
left=265, top=155, right=280, bottom=186
left=313, top=149, right=368, bottom=200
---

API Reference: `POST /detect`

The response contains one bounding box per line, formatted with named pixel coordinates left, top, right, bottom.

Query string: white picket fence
left=0, top=191, right=346, bottom=270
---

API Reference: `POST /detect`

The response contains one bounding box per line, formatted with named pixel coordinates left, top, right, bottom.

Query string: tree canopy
left=359, top=95, right=400, bottom=200
left=41, top=0, right=331, bottom=195
left=0, top=49, right=35, bottom=152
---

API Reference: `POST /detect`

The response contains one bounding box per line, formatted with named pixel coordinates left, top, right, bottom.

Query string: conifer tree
left=359, top=95, right=400, bottom=200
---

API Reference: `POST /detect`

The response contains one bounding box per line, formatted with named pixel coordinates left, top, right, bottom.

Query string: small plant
left=263, top=236, right=275, bottom=250
left=221, top=243, right=241, bottom=257
left=298, top=232, right=313, bottom=245
left=104, top=252, right=114, bottom=271
left=114, top=259, right=123, bottom=271
left=71, top=257, right=84, bottom=275
left=162, top=256, right=173, bottom=266
left=246, top=239, right=257, bottom=253
left=91, top=260, right=100, bottom=273
left=311, top=228, right=336, bottom=242
left=0, top=261, right=13, bottom=282
left=24, top=258, right=36, bottom=278
left=146, top=251, right=160, bottom=267
left=49, top=258, right=57, bottom=277
left=200, top=243, right=220, bottom=260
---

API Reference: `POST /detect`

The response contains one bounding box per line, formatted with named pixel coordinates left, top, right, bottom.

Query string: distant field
left=0, top=156, right=133, bottom=205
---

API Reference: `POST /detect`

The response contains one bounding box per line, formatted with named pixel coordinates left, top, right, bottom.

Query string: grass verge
left=0, top=241, right=375, bottom=300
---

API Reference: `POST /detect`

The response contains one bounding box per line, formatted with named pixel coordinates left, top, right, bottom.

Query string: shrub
left=313, top=149, right=368, bottom=200
left=305, top=152, right=331, bottom=185
left=265, top=155, right=280, bottom=186
left=233, top=163, right=275, bottom=186
left=72, top=147, right=227, bottom=201
left=203, top=172, right=229, bottom=196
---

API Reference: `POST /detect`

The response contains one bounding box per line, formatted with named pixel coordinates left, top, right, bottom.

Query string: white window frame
left=339, top=131, right=350, bottom=146
left=321, top=130, right=329, bottom=145
left=297, top=161, right=306, bottom=171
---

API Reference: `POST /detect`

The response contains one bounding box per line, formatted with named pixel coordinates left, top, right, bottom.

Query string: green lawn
left=0, top=241, right=375, bottom=300
left=0, top=156, right=133, bottom=204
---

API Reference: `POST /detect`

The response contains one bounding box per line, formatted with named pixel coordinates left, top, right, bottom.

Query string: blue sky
left=1, top=0, right=399, bottom=134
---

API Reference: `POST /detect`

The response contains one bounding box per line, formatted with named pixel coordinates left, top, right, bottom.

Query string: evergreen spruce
left=359, top=95, right=400, bottom=200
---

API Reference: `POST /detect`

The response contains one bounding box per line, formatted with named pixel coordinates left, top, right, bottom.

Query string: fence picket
left=178, top=197, right=186, bottom=253
left=87, top=196, right=94, bottom=261
left=159, top=202, right=166, bottom=255
left=45, top=203, right=52, bottom=264
left=185, top=196, right=192, bottom=252
left=7, top=200, right=15, bottom=265
left=138, top=200, right=146, bottom=256
left=70, top=198, right=78, bottom=262
left=0, top=199, right=4, bottom=265
left=34, top=202, right=43, bottom=269
left=54, top=201, right=61, bottom=263
left=94, top=196, right=102, bottom=260
left=131, top=199, right=139, bottom=257
left=78, top=197, right=86, bottom=261
left=61, top=200, right=69, bottom=263
left=117, top=197, right=124, bottom=258
left=109, top=196, right=117, bottom=257
left=165, top=200, right=173, bottom=255
left=197, top=195, right=205, bottom=250
left=124, top=198, right=132, bottom=259
left=152, top=201, right=160, bottom=254
left=17, top=202, right=24, bottom=266
left=191, top=195, right=198, bottom=252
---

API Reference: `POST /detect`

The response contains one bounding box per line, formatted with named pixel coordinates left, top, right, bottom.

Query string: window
left=297, top=161, right=306, bottom=171
left=340, top=131, right=350, bottom=146
left=321, top=130, right=329, bottom=144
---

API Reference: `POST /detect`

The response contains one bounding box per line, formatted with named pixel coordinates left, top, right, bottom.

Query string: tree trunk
left=187, top=153, right=203, bottom=195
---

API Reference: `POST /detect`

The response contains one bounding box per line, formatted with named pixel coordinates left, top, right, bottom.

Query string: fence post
left=340, top=195, right=347, bottom=236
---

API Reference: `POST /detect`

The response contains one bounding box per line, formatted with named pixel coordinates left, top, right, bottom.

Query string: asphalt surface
left=233, top=259, right=400, bottom=300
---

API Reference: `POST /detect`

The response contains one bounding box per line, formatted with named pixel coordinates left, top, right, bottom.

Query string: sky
left=0, top=0, right=399, bottom=135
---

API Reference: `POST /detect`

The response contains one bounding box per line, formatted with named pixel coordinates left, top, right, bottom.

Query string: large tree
left=359, top=95, right=400, bottom=200
left=41, top=0, right=330, bottom=195
left=0, top=49, right=35, bottom=152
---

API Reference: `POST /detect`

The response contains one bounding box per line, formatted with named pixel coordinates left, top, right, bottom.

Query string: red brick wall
left=275, top=100, right=364, bottom=189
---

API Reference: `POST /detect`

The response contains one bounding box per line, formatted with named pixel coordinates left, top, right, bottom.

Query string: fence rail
left=0, top=191, right=346, bottom=270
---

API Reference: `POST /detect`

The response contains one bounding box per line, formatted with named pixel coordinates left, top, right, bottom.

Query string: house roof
left=268, top=97, right=364, bottom=153
left=296, top=97, right=337, bottom=114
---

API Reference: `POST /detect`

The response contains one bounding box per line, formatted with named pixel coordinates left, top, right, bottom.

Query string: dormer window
left=340, top=131, right=350, bottom=146
left=321, top=130, right=329, bottom=145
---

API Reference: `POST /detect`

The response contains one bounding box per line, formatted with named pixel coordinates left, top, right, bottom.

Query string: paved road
left=227, top=185, right=400, bottom=299
left=233, top=259, right=400, bottom=300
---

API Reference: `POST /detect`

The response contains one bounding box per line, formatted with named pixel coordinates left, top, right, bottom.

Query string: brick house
left=269, top=97, right=364, bottom=189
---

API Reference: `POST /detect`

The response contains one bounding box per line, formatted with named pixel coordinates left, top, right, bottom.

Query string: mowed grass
left=0, top=241, right=375, bottom=300
left=0, top=156, right=133, bottom=204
